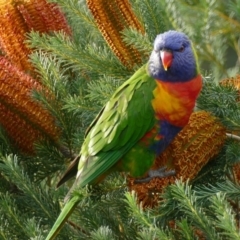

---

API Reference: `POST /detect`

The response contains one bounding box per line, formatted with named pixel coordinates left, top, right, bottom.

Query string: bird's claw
left=134, top=166, right=176, bottom=183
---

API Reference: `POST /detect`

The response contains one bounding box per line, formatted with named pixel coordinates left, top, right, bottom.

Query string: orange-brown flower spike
left=87, top=0, right=144, bottom=68
left=0, top=0, right=32, bottom=72
left=128, top=111, right=226, bottom=208
left=115, top=0, right=144, bottom=33
left=220, top=75, right=240, bottom=89
left=220, top=75, right=240, bottom=101
left=16, top=0, right=71, bottom=35
left=0, top=57, right=60, bottom=154
left=0, top=0, right=71, bottom=74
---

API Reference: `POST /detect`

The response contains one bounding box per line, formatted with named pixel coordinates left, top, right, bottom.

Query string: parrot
left=46, top=30, right=202, bottom=239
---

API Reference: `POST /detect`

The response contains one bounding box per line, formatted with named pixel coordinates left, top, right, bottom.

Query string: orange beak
left=160, top=50, right=173, bottom=71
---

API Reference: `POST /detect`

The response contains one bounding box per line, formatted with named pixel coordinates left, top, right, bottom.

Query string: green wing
left=45, top=65, right=156, bottom=240
left=76, top=64, right=156, bottom=187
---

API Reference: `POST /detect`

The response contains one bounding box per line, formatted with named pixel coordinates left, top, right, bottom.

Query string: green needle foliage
left=0, top=0, right=240, bottom=239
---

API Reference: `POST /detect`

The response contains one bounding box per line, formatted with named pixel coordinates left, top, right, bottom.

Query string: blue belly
left=151, top=120, right=182, bottom=155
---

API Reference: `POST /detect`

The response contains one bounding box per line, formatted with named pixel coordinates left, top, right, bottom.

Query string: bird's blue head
left=148, top=30, right=199, bottom=82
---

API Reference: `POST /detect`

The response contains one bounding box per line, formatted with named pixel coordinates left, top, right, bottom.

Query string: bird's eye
left=179, top=45, right=185, bottom=52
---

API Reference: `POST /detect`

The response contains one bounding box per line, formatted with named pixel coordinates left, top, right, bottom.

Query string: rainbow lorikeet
left=46, top=30, right=202, bottom=239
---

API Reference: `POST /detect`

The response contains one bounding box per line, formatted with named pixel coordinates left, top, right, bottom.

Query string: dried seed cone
left=128, top=111, right=226, bottom=208
left=0, top=0, right=32, bottom=72
left=0, top=0, right=71, bottom=73
left=0, top=57, right=60, bottom=154
left=16, top=0, right=71, bottom=35
left=0, top=0, right=71, bottom=153
left=87, top=0, right=144, bottom=68
left=220, top=75, right=240, bottom=91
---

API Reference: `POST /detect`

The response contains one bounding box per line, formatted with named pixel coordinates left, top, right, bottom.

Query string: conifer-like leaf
left=220, top=75, right=240, bottom=182
left=160, top=180, right=220, bottom=240
left=0, top=154, right=72, bottom=239
left=210, top=192, right=240, bottom=239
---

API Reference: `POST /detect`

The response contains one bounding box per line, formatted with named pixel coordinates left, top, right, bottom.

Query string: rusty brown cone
left=87, top=0, right=144, bottom=68
left=128, top=111, right=226, bottom=208
left=0, top=0, right=71, bottom=154
left=0, top=57, right=60, bottom=153
left=0, top=0, right=71, bottom=73
left=220, top=75, right=240, bottom=91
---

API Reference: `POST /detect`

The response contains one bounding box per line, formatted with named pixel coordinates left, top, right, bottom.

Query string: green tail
left=46, top=195, right=80, bottom=240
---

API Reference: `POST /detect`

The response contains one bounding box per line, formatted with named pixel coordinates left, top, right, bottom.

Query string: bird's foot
left=134, top=167, right=176, bottom=183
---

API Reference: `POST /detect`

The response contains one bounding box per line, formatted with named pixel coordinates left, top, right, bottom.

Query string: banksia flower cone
left=0, top=0, right=71, bottom=73
left=16, top=0, right=71, bottom=35
left=0, top=57, right=60, bottom=154
left=0, top=0, right=71, bottom=153
left=220, top=75, right=240, bottom=92
left=87, top=0, right=144, bottom=68
left=128, top=111, right=226, bottom=208
left=0, top=0, right=32, bottom=72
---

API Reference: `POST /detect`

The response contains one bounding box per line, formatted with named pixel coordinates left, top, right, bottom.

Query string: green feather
left=81, top=64, right=155, bottom=158
left=46, top=64, right=157, bottom=240
left=45, top=196, right=80, bottom=240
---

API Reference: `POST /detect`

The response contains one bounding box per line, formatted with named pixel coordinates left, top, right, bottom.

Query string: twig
left=226, top=133, right=240, bottom=141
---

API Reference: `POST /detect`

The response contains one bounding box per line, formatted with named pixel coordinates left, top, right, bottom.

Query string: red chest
left=151, top=74, right=202, bottom=127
